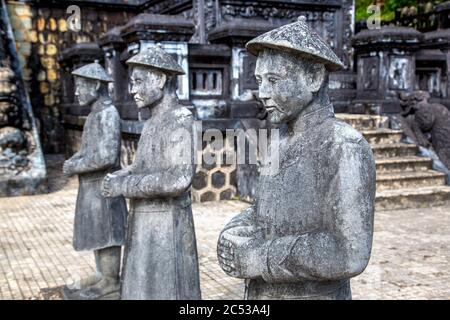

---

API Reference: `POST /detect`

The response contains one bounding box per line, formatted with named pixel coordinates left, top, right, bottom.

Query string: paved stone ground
left=0, top=155, right=449, bottom=300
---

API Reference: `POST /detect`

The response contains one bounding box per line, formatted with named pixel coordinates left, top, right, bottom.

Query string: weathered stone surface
left=0, top=2, right=46, bottom=196
left=62, top=62, right=127, bottom=300
left=352, top=26, right=423, bottom=114
left=399, top=91, right=450, bottom=170
left=217, top=19, right=376, bottom=300
left=102, top=46, right=201, bottom=300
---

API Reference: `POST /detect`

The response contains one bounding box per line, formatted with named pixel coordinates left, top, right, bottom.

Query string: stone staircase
left=336, top=114, right=450, bottom=211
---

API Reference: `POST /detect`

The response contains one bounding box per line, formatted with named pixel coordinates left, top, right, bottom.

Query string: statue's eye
left=255, top=77, right=262, bottom=85
left=268, top=77, right=279, bottom=84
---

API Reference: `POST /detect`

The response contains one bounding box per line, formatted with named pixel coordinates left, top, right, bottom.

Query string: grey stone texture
left=217, top=18, right=376, bottom=300
left=0, top=2, right=46, bottom=196
left=399, top=91, right=450, bottom=170
left=62, top=62, right=127, bottom=299
left=101, top=45, right=201, bottom=300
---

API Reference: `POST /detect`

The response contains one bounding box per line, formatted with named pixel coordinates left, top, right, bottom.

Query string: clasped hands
left=217, top=225, right=264, bottom=279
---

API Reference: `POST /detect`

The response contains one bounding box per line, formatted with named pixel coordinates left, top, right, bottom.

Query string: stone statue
left=217, top=17, right=376, bottom=300
left=62, top=61, right=128, bottom=299
left=101, top=45, right=201, bottom=300
left=399, top=90, right=450, bottom=169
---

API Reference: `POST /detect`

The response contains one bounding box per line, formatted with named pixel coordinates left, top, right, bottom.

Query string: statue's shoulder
left=100, top=99, right=119, bottom=116
left=331, top=118, right=369, bottom=149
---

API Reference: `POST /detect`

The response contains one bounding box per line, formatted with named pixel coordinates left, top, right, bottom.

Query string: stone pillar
left=119, top=13, right=195, bottom=120
left=420, top=29, right=450, bottom=109
left=207, top=20, right=272, bottom=201
left=98, top=27, right=127, bottom=115
left=352, top=26, right=423, bottom=114
left=208, top=20, right=272, bottom=118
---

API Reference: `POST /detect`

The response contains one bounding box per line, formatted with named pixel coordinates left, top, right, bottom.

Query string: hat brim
left=126, top=61, right=185, bottom=76
left=71, top=73, right=113, bottom=82
left=246, top=42, right=344, bottom=72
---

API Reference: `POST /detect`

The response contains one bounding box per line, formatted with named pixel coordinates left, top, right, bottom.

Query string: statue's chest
left=255, top=136, right=328, bottom=237
left=134, top=119, right=171, bottom=169
left=80, top=113, right=100, bottom=147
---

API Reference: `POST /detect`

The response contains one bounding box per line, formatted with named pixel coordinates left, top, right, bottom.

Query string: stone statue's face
left=74, top=77, right=100, bottom=106
left=255, top=49, right=324, bottom=124
left=129, top=66, right=165, bottom=109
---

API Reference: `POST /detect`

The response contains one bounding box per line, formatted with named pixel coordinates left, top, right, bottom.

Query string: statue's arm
left=259, top=140, right=376, bottom=283
left=221, top=205, right=256, bottom=233
left=110, top=165, right=133, bottom=177
left=120, top=165, right=194, bottom=198
left=71, top=110, right=121, bottom=175
left=68, top=150, right=82, bottom=161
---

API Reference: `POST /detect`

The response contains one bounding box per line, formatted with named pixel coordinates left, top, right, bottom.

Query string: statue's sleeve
left=67, top=150, right=82, bottom=162
left=258, top=139, right=375, bottom=283
left=71, top=109, right=121, bottom=174
left=119, top=113, right=195, bottom=198
left=221, top=205, right=256, bottom=233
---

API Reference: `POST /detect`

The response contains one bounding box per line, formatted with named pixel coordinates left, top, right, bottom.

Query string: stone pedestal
left=352, top=26, right=423, bottom=114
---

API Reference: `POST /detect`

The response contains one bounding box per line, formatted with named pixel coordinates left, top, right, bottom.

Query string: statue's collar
left=291, top=102, right=334, bottom=134
left=92, top=97, right=112, bottom=113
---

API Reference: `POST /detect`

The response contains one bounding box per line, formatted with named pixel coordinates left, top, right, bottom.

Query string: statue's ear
left=158, top=73, right=167, bottom=90
left=95, top=80, right=101, bottom=91
left=308, top=64, right=325, bottom=93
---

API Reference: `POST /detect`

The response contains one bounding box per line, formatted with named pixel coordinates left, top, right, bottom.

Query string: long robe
left=119, top=105, right=201, bottom=300
left=69, top=98, right=128, bottom=251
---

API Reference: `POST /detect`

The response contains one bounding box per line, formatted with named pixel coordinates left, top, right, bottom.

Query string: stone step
left=376, top=186, right=450, bottom=211
left=372, top=143, right=418, bottom=158
left=362, top=129, right=403, bottom=145
left=376, top=170, right=447, bottom=192
left=376, top=156, right=432, bottom=173
left=336, top=113, right=389, bottom=131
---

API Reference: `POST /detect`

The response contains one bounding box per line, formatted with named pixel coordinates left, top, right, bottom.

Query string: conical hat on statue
left=71, top=60, right=113, bottom=82
left=126, top=44, right=185, bottom=75
left=246, top=16, right=344, bottom=71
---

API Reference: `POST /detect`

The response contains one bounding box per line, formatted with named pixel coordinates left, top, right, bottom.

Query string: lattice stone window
left=191, top=138, right=237, bottom=202
left=190, top=69, right=222, bottom=96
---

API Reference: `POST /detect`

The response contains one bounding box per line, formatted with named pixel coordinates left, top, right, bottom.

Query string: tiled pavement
left=0, top=155, right=449, bottom=299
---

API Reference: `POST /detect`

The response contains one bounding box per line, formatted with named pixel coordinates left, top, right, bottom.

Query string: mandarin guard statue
left=101, top=45, right=201, bottom=300
left=217, top=17, right=376, bottom=300
left=62, top=61, right=128, bottom=300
